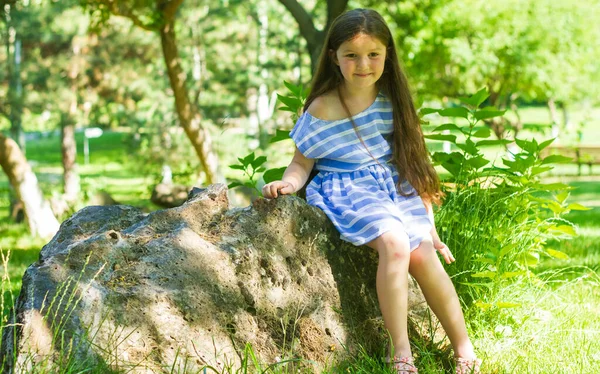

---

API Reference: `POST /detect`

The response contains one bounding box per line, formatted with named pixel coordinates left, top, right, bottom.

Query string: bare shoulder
left=306, top=92, right=344, bottom=121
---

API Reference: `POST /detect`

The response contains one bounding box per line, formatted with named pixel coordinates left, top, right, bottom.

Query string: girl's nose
left=357, top=57, right=368, bottom=69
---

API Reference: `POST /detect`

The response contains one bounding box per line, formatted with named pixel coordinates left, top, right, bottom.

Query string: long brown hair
left=304, top=8, right=442, bottom=205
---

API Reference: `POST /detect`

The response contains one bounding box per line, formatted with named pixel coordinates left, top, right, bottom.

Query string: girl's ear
left=329, top=49, right=339, bottom=66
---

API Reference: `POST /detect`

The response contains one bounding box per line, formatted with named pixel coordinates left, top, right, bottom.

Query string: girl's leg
left=408, top=238, right=477, bottom=359
left=366, top=231, right=412, bottom=358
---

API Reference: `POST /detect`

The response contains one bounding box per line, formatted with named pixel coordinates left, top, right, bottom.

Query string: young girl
left=262, top=9, right=481, bottom=374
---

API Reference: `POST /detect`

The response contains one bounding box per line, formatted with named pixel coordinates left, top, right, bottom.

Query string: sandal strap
left=455, top=357, right=482, bottom=374
left=391, top=356, right=418, bottom=373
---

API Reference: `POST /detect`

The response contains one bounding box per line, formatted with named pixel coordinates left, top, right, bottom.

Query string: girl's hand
left=433, top=238, right=455, bottom=264
left=262, top=181, right=295, bottom=198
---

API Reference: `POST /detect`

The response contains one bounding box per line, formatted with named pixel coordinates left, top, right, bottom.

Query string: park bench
left=540, top=145, right=600, bottom=175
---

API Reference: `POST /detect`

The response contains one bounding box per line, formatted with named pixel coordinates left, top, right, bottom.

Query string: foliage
left=227, top=81, right=305, bottom=195
left=401, top=0, right=600, bottom=105
left=423, top=88, right=589, bottom=306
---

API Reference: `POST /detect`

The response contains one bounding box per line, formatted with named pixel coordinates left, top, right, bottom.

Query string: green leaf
left=228, top=181, right=243, bottom=189
left=555, top=191, right=570, bottom=204
left=531, top=166, right=554, bottom=176
left=498, top=244, right=517, bottom=260
left=229, top=164, right=246, bottom=171
left=424, top=134, right=457, bottom=142
left=495, top=302, right=521, bottom=309
left=566, top=203, right=592, bottom=211
left=255, top=167, right=266, bottom=173
left=538, top=138, right=555, bottom=150
left=474, top=110, right=506, bottom=121
left=263, top=167, right=287, bottom=184
left=432, top=123, right=461, bottom=132
left=533, top=182, right=571, bottom=191
left=474, top=301, right=494, bottom=310
left=546, top=201, right=566, bottom=215
left=283, top=80, right=302, bottom=97
left=471, top=271, right=497, bottom=279
left=551, top=225, right=577, bottom=236
left=472, top=127, right=492, bottom=138
left=439, top=107, right=471, bottom=119
left=269, top=129, right=291, bottom=143
left=476, top=139, right=512, bottom=147
left=467, top=156, right=490, bottom=169
left=419, top=107, right=440, bottom=115
left=456, top=139, right=479, bottom=156
left=459, top=88, right=489, bottom=108
left=251, top=155, right=267, bottom=169
left=277, top=94, right=302, bottom=110
left=541, top=155, right=573, bottom=164
left=238, top=152, right=256, bottom=166
left=500, top=271, right=527, bottom=279
left=546, top=249, right=569, bottom=259
left=522, top=252, right=540, bottom=267
left=515, top=138, right=537, bottom=153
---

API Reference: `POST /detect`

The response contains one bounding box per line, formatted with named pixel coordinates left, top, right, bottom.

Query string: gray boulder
left=1, top=184, right=444, bottom=373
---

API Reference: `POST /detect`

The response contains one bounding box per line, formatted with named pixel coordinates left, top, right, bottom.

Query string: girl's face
left=333, top=33, right=387, bottom=92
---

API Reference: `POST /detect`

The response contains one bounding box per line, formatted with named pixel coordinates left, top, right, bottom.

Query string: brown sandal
left=389, top=356, right=418, bottom=374
left=455, top=357, right=482, bottom=374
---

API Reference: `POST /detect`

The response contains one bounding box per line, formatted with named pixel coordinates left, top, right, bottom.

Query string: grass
left=1, top=108, right=600, bottom=372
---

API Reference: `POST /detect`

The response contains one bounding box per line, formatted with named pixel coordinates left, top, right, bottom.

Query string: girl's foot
left=455, top=357, right=481, bottom=374
left=390, top=356, right=418, bottom=374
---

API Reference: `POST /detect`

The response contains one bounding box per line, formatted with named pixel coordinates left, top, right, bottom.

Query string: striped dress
left=289, top=92, right=432, bottom=250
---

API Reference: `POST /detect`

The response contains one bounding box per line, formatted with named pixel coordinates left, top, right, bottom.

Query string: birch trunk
left=0, top=134, right=59, bottom=239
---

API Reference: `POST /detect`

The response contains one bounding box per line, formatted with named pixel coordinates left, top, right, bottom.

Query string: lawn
left=1, top=104, right=600, bottom=373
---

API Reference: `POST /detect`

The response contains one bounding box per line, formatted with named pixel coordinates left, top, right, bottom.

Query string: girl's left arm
left=423, top=198, right=455, bottom=264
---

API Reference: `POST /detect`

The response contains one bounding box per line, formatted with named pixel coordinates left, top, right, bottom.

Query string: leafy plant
left=227, top=152, right=267, bottom=193
left=421, top=88, right=590, bottom=307
left=228, top=81, right=307, bottom=195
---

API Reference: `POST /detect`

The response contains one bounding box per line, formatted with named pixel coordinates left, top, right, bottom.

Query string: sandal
left=388, top=356, right=418, bottom=374
left=455, top=357, right=482, bottom=374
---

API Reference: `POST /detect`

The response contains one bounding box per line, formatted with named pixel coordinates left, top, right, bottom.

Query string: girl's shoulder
left=305, top=91, right=346, bottom=122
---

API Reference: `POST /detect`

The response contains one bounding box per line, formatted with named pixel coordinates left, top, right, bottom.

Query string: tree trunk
left=278, top=0, right=348, bottom=73
left=548, top=98, right=561, bottom=142
left=61, top=112, right=79, bottom=202
left=0, top=133, right=59, bottom=239
left=6, top=5, right=25, bottom=151
left=159, top=21, right=218, bottom=185
left=62, top=37, right=83, bottom=202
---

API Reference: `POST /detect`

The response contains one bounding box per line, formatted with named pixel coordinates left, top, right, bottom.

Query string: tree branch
left=159, top=0, right=183, bottom=22
left=325, top=0, right=349, bottom=30
left=277, top=0, right=319, bottom=46
left=96, top=0, right=157, bottom=31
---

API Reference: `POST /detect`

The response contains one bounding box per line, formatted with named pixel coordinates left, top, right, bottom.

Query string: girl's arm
left=422, top=197, right=455, bottom=264
left=262, top=148, right=315, bottom=198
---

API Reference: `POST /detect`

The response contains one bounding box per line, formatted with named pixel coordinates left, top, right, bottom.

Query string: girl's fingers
left=262, top=182, right=293, bottom=198
left=279, top=183, right=294, bottom=195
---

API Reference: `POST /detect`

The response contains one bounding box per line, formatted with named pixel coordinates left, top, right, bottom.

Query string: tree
left=0, top=133, right=59, bottom=238
left=81, top=0, right=219, bottom=184
left=401, top=0, right=600, bottom=139
left=277, top=0, right=348, bottom=73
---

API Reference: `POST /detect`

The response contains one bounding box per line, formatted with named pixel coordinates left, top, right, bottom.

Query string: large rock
left=1, top=184, right=444, bottom=373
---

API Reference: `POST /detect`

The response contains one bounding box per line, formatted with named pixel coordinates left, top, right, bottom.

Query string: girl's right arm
left=262, top=148, right=315, bottom=198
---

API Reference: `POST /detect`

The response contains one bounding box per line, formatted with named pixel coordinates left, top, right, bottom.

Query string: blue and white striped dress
left=290, top=92, right=432, bottom=250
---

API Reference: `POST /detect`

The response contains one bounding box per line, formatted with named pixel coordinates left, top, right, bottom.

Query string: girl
left=262, top=9, right=481, bottom=374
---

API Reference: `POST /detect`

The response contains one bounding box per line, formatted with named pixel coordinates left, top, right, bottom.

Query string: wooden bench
left=540, top=146, right=600, bottom=175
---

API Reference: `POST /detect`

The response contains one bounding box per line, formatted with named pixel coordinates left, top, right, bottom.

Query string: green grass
left=1, top=111, right=600, bottom=372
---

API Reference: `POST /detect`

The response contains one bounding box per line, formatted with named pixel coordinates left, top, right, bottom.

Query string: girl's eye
left=345, top=54, right=356, bottom=58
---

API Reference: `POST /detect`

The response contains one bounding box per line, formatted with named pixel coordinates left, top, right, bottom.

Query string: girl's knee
left=368, top=231, right=411, bottom=262
left=409, top=238, right=436, bottom=266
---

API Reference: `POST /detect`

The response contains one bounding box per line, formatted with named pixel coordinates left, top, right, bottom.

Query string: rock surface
left=1, top=184, right=444, bottom=373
